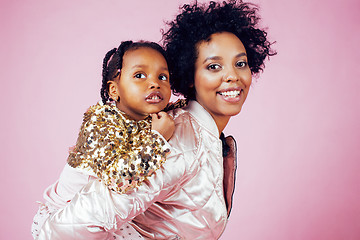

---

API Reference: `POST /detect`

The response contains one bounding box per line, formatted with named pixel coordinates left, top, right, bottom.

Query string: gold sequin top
left=67, top=101, right=171, bottom=194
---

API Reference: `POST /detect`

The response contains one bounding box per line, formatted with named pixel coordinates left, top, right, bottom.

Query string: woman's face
left=194, top=32, right=252, bottom=132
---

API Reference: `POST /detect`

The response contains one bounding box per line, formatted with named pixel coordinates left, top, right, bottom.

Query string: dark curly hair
left=162, top=0, right=276, bottom=100
left=100, top=41, right=168, bottom=104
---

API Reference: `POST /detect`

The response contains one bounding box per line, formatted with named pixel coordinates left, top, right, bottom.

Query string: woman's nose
left=223, top=67, right=239, bottom=82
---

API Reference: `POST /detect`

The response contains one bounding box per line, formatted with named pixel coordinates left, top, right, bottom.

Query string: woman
left=37, top=1, right=275, bottom=239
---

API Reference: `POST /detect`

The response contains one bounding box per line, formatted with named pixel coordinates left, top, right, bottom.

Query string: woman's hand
left=151, top=112, right=175, bottom=141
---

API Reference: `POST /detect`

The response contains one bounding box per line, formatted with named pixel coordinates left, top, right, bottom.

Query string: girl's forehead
left=122, top=47, right=167, bottom=68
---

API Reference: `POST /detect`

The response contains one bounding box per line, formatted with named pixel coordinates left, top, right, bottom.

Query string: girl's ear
left=108, top=80, right=119, bottom=101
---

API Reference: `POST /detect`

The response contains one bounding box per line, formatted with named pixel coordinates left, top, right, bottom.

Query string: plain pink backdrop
left=1, top=0, right=360, bottom=239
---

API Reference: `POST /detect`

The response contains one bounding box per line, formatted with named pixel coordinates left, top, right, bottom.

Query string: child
left=67, top=40, right=174, bottom=194
left=32, top=40, right=178, bottom=239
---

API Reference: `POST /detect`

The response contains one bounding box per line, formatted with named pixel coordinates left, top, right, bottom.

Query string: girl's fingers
left=157, top=112, right=166, bottom=118
left=150, top=113, right=159, bottom=119
left=157, top=111, right=173, bottom=119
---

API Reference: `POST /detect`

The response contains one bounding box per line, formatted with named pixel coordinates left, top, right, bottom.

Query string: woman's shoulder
left=167, top=107, right=202, bottom=153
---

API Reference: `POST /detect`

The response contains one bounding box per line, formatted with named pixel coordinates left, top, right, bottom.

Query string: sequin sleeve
left=67, top=102, right=170, bottom=194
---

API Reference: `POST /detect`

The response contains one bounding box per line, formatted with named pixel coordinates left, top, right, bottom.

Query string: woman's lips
left=217, top=87, right=243, bottom=102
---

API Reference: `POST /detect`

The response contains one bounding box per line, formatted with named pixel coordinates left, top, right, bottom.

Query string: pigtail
left=101, top=48, right=117, bottom=104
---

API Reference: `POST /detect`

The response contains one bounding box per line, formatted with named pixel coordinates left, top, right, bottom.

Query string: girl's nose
left=149, top=77, right=160, bottom=89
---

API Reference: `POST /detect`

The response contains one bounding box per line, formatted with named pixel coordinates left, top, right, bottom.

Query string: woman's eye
left=134, top=73, right=146, bottom=79
left=159, top=74, right=168, bottom=81
left=236, top=61, right=248, bottom=68
left=207, top=64, right=222, bottom=71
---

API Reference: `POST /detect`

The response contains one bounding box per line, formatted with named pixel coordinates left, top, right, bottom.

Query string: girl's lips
left=145, top=92, right=163, bottom=104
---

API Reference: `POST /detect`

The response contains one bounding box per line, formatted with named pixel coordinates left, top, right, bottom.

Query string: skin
left=194, top=32, right=252, bottom=135
left=108, top=47, right=171, bottom=121
left=108, top=47, right=174, bottom=140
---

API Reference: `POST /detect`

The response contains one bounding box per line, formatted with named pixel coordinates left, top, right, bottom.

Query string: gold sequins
left=68, top=102, right=170, bottom=194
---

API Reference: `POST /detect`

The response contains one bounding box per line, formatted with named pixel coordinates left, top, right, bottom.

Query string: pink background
left=1, top=0, right=360, bottom=239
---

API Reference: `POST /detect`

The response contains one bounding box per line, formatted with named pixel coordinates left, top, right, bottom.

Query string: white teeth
left=149, top=95, right=160, bottom=100
left=219, top=90, right=240, bottom=98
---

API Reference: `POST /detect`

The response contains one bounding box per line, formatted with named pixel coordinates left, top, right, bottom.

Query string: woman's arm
left=37, top=110, right=195, bottom=239
left=43, top=164, right=93, bottom=208
left=32, top=164, right=93, bottom=239
left=37, top=161, right=176, bottom=240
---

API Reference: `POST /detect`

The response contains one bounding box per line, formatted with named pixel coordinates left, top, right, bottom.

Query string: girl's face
left=194, top=32, right=252, bottom=133
left=109, top=47, right=171, bottom=120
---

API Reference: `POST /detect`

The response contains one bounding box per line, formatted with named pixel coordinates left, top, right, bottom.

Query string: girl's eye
left=207, top=64, right=222, bottom=71
left=236, top=61, right=248, bottom=68
left=159, top=74, right=168, bottom=81
left=134, top=73, right=146, bottom=79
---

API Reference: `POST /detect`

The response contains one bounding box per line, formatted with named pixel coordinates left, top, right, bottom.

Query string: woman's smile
left=217, top=87, right=243, bottom=102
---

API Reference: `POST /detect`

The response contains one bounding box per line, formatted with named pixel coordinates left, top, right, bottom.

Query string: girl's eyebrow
left=202, top=52, right=247, bottom=64
left=132, top=65, right=169, bottom=72
left=132, top=64, right=147, bottom=69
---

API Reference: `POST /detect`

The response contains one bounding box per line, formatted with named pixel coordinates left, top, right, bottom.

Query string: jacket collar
left=185, top=100, right=219, bottom=138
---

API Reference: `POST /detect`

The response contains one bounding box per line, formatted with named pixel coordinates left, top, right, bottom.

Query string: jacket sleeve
left=37, top=162, right=172, bottom=239
left=37, top=146, right=191, bottom=240
left=32, top=164, right=93, bottom=239
left=43, top=164, right=93, bottom=208
left=37, top=114, right=196, bottom=240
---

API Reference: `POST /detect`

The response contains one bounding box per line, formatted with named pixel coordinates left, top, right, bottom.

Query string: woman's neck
left=193, top=100, right=231, bottom=137
left=213, top=115, right=230, bottom=137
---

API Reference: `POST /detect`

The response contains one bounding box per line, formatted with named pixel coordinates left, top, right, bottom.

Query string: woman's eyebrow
left=203, top=52, right=247, bottom=64
left=236, top=53, right=247, bottom=58
left=203, top=56, right=222, bottom=64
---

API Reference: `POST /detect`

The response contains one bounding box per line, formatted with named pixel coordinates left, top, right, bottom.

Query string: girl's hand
left=151, top=112, right=175, bottom=141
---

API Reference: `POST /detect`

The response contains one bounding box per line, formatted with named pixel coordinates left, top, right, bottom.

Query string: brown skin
left=108, top=47, right=174, bottom=140
left=194, top=32, right=252, bottom=136
left=150, top=112, right=175, bottom=141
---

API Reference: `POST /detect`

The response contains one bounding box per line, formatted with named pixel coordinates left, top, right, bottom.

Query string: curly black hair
left=162, top=0, right=276, bottom=100
left=100, top=41, right=168, bottom=104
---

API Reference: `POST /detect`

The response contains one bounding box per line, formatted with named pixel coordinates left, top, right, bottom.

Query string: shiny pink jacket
left=37, top=101, right=237, bottom=240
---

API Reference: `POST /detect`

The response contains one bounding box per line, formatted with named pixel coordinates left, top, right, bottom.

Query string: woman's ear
left=108, top=80, right=119, bottom=101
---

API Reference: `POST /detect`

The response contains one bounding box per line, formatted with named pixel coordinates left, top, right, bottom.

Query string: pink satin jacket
left=36, top=101, right=237, bottom=240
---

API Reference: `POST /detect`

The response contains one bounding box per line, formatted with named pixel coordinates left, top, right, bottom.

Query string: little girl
left=32, top=40, right=180, bottom=239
